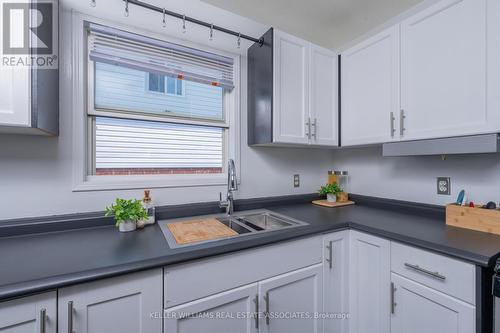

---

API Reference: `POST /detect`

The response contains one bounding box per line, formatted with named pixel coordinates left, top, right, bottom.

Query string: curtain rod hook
left=124, top=0, right=129, bottom=17
left=182, top=15, right=186, bottom=33
left=209, top=24, right=214, bottom=41
left=162, top=8, right=166, bottom=28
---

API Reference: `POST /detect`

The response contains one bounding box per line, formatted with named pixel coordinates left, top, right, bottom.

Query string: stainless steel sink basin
left=233, top=212, right=308, bottom=231
left=160, top=210, right=308, bottom=248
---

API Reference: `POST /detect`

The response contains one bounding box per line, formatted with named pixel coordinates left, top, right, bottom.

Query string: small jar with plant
left=105, top=198, right=149, bottom=232
left=319, top=183, right=343, bottom=203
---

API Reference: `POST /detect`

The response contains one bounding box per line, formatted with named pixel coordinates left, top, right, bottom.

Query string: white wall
left=332, top=146, right=500, bottom=206
left=0, top=0, right=335, bottom=220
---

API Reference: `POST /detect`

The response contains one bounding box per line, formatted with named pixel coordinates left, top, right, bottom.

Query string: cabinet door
left=310, top=45, right=339, bottom=147
left=391, top=273, right=475, bottom=333
left=0, top=67, right=31, bottom=127
left=401, top=0, right=490, bottom=140
left=341, top=26, right=400, bottom=146
left=0, top=291, right=56, bottom=333
left=323, top=231, right=349, bottom=333
left=349, top=231, right=390, bottom=333
left=259, top=264, right=323, bottom=333
left=273, top=30, right=310, bottom=144
left=58, top=269, right=163, bottom=333
left=164, top=283, right=259, bottom=333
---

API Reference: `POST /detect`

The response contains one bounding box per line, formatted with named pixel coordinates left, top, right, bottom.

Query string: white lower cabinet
left=164, top=283, right=259, bottom=333
left=259, top=264, right=323, bottom=333
left=0, top=291, right=56, bottom=333
left=58, top=269, right=163, bottom=333
left=323, top=231, right=350, bottom=333
left=164, top=264, right=323, bottom=333
left=391, top=273, right=475, bottom=333
left=349, top=231, right=391, bottom=333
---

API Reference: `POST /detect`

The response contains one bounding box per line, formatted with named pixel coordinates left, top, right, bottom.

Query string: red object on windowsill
left=469, top=202, right=475, bottom=208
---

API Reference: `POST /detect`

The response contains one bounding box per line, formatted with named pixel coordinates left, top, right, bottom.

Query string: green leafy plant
left=319, top=183, right=343, bottom=196
left=105, top=198, right=148, bottom=227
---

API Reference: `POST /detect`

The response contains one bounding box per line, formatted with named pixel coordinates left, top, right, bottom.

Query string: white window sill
left=72, top=174, right=227, bottom=192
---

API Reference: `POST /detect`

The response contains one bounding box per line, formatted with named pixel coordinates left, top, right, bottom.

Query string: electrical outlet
left=437, top=177, right=451, bottom=195
left=293, top=174, right=300, bottom=188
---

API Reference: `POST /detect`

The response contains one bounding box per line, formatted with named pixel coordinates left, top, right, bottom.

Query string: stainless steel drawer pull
left=400, top=109, right=406, bottom=136
left=67, top=301, right=74, bottom=333
left=253, top=294, right=259, bottom=329
left=311, top=118, right=317, bottom=139
left=40, top=308, right=46, bottom=333
left=305, top=118, right=311, bottom=140
left=390, top=112, right=396, bottom=138
left=404, top=263, right=446, bottom=281
left=325, top=241, right=333, bottom=269
left=390, top=282, right=397, bottom=314
left=264, top=292, right=270, bottom=325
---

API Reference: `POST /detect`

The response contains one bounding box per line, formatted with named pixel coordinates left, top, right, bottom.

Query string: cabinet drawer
left=164, top=235, right=322, bottom=308
left=391, top=242, right=475, bottom=304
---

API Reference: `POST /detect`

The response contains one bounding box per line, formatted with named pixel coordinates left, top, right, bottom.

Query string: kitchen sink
left=160, top=210, right=308, bottom=248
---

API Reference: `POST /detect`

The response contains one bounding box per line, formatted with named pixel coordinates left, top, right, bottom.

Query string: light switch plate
left=293, top=174, right=300, bottom=188
left=437, top=177, right=451, bottom=195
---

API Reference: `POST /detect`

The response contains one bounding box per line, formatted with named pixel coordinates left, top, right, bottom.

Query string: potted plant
left=105, top=198, right=148, bottom=232
left=319, top=183, right=343, bottom=203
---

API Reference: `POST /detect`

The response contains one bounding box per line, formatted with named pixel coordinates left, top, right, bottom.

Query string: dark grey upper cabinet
left=248, top=28, right=274, bottom=146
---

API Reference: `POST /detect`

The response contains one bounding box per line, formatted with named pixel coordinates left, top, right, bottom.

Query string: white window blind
left=87, top=22, right=235, bottom=90
left=95, top=117, right=223, bottom=173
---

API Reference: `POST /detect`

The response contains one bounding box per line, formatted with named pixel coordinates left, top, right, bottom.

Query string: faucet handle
left=219, top=192, right=228, bottom=208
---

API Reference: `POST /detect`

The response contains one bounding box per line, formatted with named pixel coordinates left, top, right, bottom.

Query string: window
left=147, top=74, right=184, bottom=96
left=86, top=22, right=235, bottom=179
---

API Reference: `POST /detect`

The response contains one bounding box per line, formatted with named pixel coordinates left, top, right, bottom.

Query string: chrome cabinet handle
left=404, top=263, right=446, bottom=281
left=40, top=308, right=46, bottom=333
left=253, top=295, right=259, bottom=329
left=67, top=301, right=74, bottom=333
left=311, top=118, right=317, bottom=140
left=264, top=292, right=270, bottom=325
left=390, top=112, right=396, bottom=138
left=325, top=241, right=333, bottom=269
left=305, top=118, right=311, bottom=140
left=400, top=109, right=406, bottom=137
left=390, top=282, right=397, bottom=314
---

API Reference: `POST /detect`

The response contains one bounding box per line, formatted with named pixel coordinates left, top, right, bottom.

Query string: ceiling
left=201, top=0, right=423, bottom=49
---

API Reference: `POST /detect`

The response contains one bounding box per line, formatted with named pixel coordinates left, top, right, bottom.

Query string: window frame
left=71, top=13, right=240, bottom=192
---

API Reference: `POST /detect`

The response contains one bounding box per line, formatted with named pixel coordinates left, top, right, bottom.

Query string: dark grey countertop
left=2, top=196, right=500, bottom=301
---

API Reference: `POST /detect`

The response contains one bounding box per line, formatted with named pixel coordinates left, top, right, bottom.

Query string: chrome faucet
left=219, top=159, right=238, bottom=216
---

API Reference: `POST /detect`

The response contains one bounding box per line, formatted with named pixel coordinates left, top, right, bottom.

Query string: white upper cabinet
left=341, top=0, right=500, bottom=145
left=273, top=30, right=310, bottom=145
left=0, top=67, right=31, bottom=128
left=248, top=28, right=338, bottom=147
left=400, top=0, right=491, bottom=141
left=341, top=26, right=400, bottom=146
left=310, top=44, right=339, bottom=146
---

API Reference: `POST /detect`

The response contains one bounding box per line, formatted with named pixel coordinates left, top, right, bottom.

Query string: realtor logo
left=1, top=0, right=58, bottom=68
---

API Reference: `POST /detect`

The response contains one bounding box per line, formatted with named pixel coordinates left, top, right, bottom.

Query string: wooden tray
left=312, top=200, right=355, bottom=208
left=446, top=204, right=500, bottom=235
left=167, top=218, right=238, bottom=245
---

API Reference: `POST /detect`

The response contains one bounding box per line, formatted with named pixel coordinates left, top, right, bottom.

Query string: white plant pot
left=119, top=220, right=137, bottom=232
left=326, top=194, right=337, bottom=203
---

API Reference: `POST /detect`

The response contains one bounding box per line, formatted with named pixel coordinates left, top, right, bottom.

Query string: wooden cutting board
left=167, top=218, right=238, bottom=245
left=312, top=200, right=355, bottom=208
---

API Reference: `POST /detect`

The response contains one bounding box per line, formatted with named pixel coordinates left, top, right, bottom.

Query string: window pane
left=166, top=76, right=176, bottom=95
left=94, top=117, right=224, bottom=176
left=95, top=62, right=224, bottom=121
left=176, top=79, right=183, bottom=95
left=148, top=73, right=165, bottom=93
